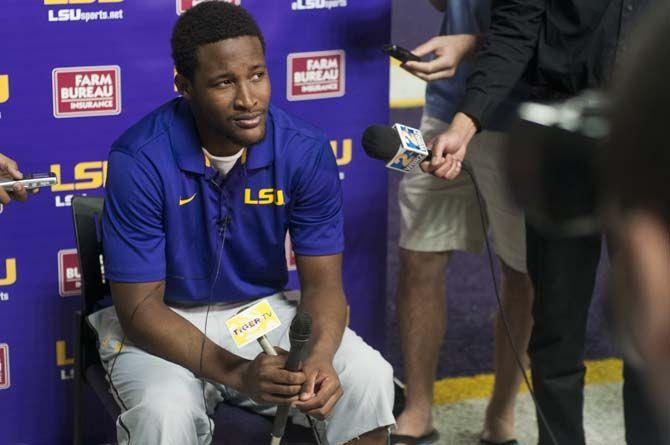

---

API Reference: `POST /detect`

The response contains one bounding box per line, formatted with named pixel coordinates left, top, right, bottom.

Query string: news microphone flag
left=386, top=124, right=430, bottom=173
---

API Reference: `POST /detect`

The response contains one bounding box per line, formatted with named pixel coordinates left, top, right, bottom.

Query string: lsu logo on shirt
left=0, top=75, right=9, bottom=104
left=177, top=0, right=240, bottom=14
left=244, top=188, right=285, bottom=206
left=0, top=258, right=17, bottom=286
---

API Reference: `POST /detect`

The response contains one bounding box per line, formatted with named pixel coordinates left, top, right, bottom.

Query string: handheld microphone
left=270, top=310, right=312, bottom=445
left=362, top=124, right=431, bottom=172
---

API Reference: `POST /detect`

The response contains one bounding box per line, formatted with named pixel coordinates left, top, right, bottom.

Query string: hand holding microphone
left=362, top=113, right=476, bottom=180
left=423, top=112, right=478, bottom=180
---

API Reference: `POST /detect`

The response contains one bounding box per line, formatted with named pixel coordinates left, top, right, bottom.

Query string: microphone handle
left=271, top=337, right=310, bottom=442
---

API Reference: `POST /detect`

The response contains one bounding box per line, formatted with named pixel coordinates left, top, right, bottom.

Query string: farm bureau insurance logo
left=58, top=249, right=81, bottom=297
left=45, top=0, right=124, bottom=23
left=292, top=0, right=346, bottom=10
left=0, top=344, right=9, bottom=390
left=287, top=50, right=345, bottom=101
left=52, top=66, right=121, bottom=118
left=177, top=0, right=240, bottom=14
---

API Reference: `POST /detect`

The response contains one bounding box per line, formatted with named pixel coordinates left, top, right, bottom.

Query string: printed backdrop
left=0, top=1, right=391, bottom=443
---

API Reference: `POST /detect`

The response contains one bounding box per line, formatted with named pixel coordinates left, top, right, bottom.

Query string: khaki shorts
left=398, top=114, right=527, bottom=273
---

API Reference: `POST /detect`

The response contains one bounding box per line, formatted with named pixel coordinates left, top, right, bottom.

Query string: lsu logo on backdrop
left=330, top=138, right=352, bottom=166
left=58, top=249, right=81, bottom=297
left=0, top=75, right=9, bottom=104
left=0, top=258, right=17, bottom=287
left=52, top=66, right=121, bottom=118
left=177, top=0, right=240, bottom=14
left=0, top=344, right=9, bottom=390
left=56, top=340, right=75, bottom=380
left=291, top=0, right=347, bottom=10
left=287, top=50, right=345, bottom=101
left=50, top=160, right=108, bottom=207
left=45, top=0, right=125, bottom=23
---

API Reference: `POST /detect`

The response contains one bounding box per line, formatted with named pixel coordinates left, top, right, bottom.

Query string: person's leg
left=468, top=130, right=534, bottom=443
left=395, top=247, right=450, bottom=438
left=526, top=225, right=601, bottom=445
left=623, top=362, right=668, bottom=444
left=89, top=306, right=221, bottom=445
left=394, top=114, right=482, bottom=440
left=482, top=260, right=534, bottom=443
left=327, top=328, right=395, bottom=445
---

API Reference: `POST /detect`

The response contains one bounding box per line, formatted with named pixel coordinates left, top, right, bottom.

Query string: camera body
left=506, top=91, right=609, bottom=236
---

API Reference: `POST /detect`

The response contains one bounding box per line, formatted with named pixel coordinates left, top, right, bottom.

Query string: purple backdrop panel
left=0, top=1, right=390, bottom=443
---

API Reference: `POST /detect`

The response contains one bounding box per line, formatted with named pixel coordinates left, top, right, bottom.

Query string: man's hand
left=402, top=35, right=479, bottom=82
left=294, top=353, right=343, bottom=420
left=240, top=348, right=306, bottom=405
left=421, top=112, right=478, bottom=180
left=0, top=153, right=31, bottom=204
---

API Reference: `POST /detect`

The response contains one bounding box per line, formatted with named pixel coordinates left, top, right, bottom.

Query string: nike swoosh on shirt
left=179, top=193, right=197, bottom=206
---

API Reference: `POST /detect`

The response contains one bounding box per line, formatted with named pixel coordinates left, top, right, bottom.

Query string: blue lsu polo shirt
left=102, top=97, right=344, bottom=304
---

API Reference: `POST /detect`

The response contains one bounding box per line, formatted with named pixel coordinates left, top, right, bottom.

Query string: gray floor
left=432, top=382, right=624, bottom=445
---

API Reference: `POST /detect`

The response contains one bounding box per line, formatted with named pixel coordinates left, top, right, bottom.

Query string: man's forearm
left=112, top=285, right=247, bottom=389
left=301, top=289, right=347, bottom=362
left=462, top=0, right=545, bottom=127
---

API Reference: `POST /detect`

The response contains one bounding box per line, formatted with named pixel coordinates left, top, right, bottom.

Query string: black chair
left=71, top=195, right=317, bottom=445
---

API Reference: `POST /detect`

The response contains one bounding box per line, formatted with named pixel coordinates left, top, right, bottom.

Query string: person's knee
left=342, top=350, right=394, bottom=403
left=127, top=384, right=209, bottom=437
left=399, top=248, right=450, bottom=283
left=499, top=259, right=533, bottom=294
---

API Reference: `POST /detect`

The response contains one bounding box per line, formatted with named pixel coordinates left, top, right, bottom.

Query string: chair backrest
left=71, top=196, right=110, bottom=374
left=71, top=196, right=109, bottom=316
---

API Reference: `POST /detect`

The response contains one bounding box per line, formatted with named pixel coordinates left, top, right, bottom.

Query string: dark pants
left=526, top=224, right=667, bottom=445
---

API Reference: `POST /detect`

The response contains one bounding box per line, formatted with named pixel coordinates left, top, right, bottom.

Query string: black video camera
left=505, top=91, right=610, bottom=237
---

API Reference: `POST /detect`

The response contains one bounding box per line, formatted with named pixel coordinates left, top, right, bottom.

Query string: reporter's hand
left=293, top=353, right=343, bottom=420
left=0, top=153, right=30, bottom=205
left=240, top=348, right=306, bottom=405
left=402, top=34, right=479, bottom=81
left=420, top=112, right=477, bottom=180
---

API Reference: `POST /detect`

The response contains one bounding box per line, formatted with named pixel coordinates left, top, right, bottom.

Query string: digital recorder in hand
left=0, top=172, right=58, bottom=191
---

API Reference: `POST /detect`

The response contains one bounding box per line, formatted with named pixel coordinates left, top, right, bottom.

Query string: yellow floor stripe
left=433, top=358, right=623, bottom=405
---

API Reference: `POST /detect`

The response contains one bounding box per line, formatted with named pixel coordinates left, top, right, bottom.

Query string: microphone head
left=289, top=310, right=312, bottom=342
left=362, top=125, right=401, bottom=161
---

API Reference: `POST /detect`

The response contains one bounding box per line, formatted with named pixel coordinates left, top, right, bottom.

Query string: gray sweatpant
left=88, top=292, right=395, bottom=445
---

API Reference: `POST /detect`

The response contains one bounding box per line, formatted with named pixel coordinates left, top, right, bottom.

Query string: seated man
left=88, top=3, right=394, bottom=444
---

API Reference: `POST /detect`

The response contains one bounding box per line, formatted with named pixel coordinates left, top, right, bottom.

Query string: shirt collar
left=170, top=98, right=275, bottom=175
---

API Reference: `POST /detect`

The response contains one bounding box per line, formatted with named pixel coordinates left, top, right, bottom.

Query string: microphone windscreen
left=289, top=310, right=312, bottom=342
left=362, top=125, right=401, bottom=161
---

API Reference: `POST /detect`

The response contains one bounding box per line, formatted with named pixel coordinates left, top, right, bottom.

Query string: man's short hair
left=606, top=5, right=670, bottom=223
left=171, top=1, right=265, bottom=80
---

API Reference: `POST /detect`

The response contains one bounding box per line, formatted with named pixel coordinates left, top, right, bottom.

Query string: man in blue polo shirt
left=88, top=3, right=394, bottom=444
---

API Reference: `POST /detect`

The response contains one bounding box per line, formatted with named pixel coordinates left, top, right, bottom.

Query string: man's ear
left=175, top=73, right=192, bottom=100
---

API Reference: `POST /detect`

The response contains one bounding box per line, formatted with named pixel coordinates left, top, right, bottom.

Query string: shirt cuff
left=460, top=89, right=498, bottom=131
